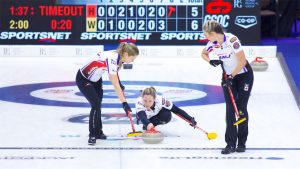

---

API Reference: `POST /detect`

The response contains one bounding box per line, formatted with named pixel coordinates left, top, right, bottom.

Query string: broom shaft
left=221, top=63, right=241, bottom=119
left=127, top=111, right=136, bottom=132
left=227, top=86, right=241, bottom=118
left=175, top=113, right=208, bottom=135
left=117, top=73, right=137, bottom=133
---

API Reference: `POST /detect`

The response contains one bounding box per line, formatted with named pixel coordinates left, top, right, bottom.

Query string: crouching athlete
left=135, top=87, right=197, bottom=130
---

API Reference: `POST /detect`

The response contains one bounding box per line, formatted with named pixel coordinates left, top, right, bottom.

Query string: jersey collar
left=212, top=34, right=226, bottom=45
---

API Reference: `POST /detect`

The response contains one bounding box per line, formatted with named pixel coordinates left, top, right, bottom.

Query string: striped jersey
left=205, top=32, right=248, bottom=75
left=80, top=51, right=121, bottom=82
left=135, top=95, right=173, bottom=119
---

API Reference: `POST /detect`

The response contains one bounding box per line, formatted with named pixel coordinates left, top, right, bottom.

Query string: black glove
left=189, top=117, right=197, bottom=128
left=225, top=75, right=234, bottom=87
left=122, top=102, right=131, bottom=116
left=209, top=60, right=222, bottom=67
left=119, top=81, right=125, bottom=91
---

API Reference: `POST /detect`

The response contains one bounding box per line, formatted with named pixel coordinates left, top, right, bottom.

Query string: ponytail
left=116, top=42, right=139, bottom=58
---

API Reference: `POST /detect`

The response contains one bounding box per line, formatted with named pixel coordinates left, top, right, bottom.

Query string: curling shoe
left=88, top=137, right=96, bottom=145
left=96, top=131, right=107, bottom=140
left=236, top=145, right=246, bottom=153
left=221, top=145, right=235, bottom=154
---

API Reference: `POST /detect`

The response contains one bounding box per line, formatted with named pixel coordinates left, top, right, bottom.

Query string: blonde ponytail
left=116, top=42, right=139, bottom=67
left=116, top=42, right=139, bottom=58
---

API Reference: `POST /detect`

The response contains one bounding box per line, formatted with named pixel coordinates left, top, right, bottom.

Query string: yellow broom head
left=127, top=131, right=143, bottom=137
left=207, top=132, right=218, bottom=140
left=234, top=117, right=247, bottom=126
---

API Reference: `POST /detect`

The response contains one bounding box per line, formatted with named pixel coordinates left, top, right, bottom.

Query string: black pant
left=149, top=108, right=172, bottom=126
left=76, top=70, right=103, bottom=137
left=222, top=69, right=254, bottom=147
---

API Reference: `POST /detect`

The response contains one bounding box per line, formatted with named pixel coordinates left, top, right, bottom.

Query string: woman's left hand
left=147, top=123, right=155, bottom=131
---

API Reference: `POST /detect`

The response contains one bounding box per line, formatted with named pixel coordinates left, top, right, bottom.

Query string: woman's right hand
left=209, top=60, right=222, bottom=67
left=122, top=102, right=132, bottom=116
left=147, top=123, right=155, bottom=131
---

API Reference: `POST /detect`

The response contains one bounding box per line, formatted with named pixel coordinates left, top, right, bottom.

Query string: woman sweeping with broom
left=201, top=20, right=254, bottom=154
left=76, top=42, right=139, bottom=145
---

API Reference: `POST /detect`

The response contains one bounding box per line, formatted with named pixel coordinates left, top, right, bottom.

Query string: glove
left=225, top=75, right=234, bottom=87
left=122, top=102, right=132, bottom=116
left=189, top=117, right=197, bottom=128
left=119, top=81, right=125, bottom=91
left=209, top=60, right=222, bottom=67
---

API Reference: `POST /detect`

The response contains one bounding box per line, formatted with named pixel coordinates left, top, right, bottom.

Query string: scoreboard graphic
left=0, top=0, right=260, bottom=45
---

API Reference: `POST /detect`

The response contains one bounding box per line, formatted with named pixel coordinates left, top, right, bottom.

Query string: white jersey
left=135, top=95, right=173, bottom=119
left=80, top=51, right=121, bottom=82
left=205, top=33, right=248, bottom=75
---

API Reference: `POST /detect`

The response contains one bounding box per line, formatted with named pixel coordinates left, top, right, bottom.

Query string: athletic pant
left=76, top=70, right=103, bottom=137
left=149, top=108, right=172, bottom=126
left=137, top=105, right=193, bottom=128
left=222, top=69, right=254, bottom=147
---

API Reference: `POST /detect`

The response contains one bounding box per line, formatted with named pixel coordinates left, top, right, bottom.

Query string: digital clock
left=9, top=20, right=29, bottom=30
left=50, top=19, right=73, bottom=30
left=10, top=6, right=35, bottom=16
left=0, top=0, right=261, bottom=45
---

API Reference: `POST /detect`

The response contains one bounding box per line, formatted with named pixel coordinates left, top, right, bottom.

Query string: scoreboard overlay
left=0, top=0, right=260, bottom=45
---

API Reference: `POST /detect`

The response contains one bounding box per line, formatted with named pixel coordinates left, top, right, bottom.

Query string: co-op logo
left=235, top=16, right=257, bottom=29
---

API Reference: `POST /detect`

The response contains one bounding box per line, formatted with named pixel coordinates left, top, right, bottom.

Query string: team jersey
left=80, top=51, right=121, bottom=82
left=135, top=95, right=173, bottom=119
left=205, top=33, right=248, bottom=75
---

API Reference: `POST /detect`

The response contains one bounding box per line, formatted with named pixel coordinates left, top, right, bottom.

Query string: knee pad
left=158, top=110, right=172, bottom=124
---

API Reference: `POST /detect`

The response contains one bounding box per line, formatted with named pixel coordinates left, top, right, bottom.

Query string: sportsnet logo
left=235, top=16, right=257, bottom=29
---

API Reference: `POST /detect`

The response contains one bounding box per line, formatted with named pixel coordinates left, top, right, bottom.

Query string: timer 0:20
left=50, top=19, right=72, bottom=30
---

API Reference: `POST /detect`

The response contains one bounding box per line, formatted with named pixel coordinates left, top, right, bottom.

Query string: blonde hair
left=116, top=42, right=139, bottom=58
left=116, top=42, right=139, bottom=67
left=142, top=87, right=157, bottom=99
left=202, top=20, right=224, bottom=34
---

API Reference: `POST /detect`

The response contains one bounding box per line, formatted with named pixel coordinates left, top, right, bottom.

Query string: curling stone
left=250, top=57, right=268, bottom=71
left=142, top=129, right=164, bottom=144
left=123, top=63, right=133, bottom=69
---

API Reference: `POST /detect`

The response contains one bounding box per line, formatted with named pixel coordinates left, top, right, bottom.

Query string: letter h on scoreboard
left=86, top=5, right=97, bottom=32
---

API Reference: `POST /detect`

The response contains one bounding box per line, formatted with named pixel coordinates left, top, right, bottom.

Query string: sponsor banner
left=138, top=46, right=277, bottom=58
left=160, top=156, right=284, bottom=160
left=235, top=16, right=258, bottom=29
left=0, top=45, right=103, bottom=57
left=0, top=156, right=74, bottom=160
left=204, top=0, right=260, bottom=44
left=0, top=45, right=276, bottom=58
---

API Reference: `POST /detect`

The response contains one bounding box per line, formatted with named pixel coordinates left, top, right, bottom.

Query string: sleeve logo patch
left=233, top=42, right=240, bottom=49
left=230, top=37, right=237, bottom=43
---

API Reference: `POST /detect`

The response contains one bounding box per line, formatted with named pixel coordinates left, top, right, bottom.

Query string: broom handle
left=227, top=85, right=240, bottom=118
left=175, top=113, right=208, bottom=135
left=220, top=63, right=240, bottom=118
left=117, top=73, right=137, bottom=133
left=127, top=111, right=136, bottom=132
